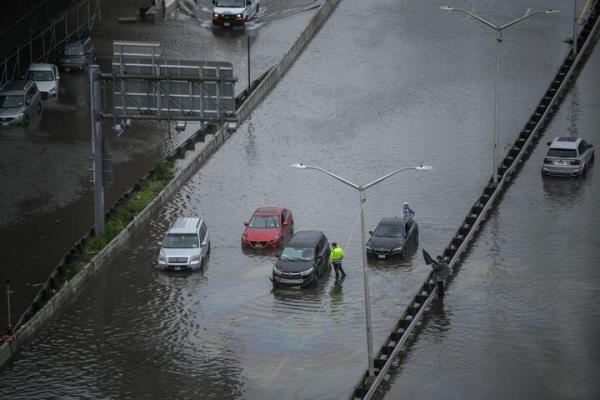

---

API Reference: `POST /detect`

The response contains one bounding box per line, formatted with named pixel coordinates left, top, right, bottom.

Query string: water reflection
left=542, top=175, right=587, bottom=206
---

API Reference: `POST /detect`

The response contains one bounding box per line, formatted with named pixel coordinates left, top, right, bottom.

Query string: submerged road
left=0, top=0, right=577, bottom=398
left=383, top=42, right=600, bottom=399
left=0, top=0, right=317, bottom=325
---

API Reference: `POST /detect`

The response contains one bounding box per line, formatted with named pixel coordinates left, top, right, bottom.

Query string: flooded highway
left=0, top=0, right=316, bottom=324
left=383, top=40, right=600, bottom=399
left=0, top=0, right=583, bottom=398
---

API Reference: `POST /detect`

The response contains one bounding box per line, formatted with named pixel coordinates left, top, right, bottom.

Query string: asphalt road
left=0, top=0, right=582, bottom=398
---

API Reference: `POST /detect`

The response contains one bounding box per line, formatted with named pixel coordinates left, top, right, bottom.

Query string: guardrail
left=352, top=1, right=600, bottom=398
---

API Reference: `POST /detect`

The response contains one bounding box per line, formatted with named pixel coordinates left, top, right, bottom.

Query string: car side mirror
left=368, top=230, right=373, bottom=235
left=546, top=141, right=551, bottom=146
left=589, top=144, right=594, bottom=148
left=157, top=241, right=162, bottom=246
left=244, top=221, right=249, bottom=226
left=212, top=0, right=216, bottom=4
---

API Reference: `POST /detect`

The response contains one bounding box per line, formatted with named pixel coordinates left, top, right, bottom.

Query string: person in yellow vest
left=329, top=242, right=346, bottom=279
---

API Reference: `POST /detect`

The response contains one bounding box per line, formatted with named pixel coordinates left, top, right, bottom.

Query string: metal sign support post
left=90, top=64, right=105, bottom=235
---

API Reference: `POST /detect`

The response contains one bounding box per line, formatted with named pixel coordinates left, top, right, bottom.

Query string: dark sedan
left=366, top=217, right=418, bottom=260
left=272, top=231, right=330, bottom=288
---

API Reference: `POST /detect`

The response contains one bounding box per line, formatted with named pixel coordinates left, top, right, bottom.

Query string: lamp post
left=291, top=163, right=432, bottom=377
left=441, top=6, right=559, bottom=184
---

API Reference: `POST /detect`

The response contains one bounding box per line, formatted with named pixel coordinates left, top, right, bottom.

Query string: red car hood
left=244, top=228, right=280, bottom=241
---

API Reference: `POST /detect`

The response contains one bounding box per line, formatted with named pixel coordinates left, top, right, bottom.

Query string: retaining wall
left=0, top=0, right=341, bottom=370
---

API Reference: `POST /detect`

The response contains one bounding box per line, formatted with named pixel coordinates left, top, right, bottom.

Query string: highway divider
left=0, top=0, right=341, bottom=369
left=351, top=2, right=600, bottom=398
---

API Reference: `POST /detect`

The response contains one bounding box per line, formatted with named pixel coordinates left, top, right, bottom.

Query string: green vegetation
left=66, top=159, right=174, bottom=278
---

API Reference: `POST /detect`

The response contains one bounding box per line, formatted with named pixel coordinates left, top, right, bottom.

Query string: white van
left=212, top=0, right=259, bottom=27
left=157, top=217, right=210, bottom=271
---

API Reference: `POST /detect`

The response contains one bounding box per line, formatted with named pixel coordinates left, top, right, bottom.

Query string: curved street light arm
left=363, top=167, right=418, bottom=190
left=500, top=10, right=557, bottom=31
left=442, top=6, right=498, bottom=30
left=291, top=163, right=359, bottom=189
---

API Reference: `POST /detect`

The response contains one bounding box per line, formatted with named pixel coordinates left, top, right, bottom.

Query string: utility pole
left=247, top=35, right=251, bottom=92
left=89, top=64, right=105, bottom=235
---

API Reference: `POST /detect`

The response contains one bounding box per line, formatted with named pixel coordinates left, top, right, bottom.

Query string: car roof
left=377, top=217, right=409, bottom=226
left=549, top=137, right=582, bottom=149
left=168, top=217, right=202, bottom=234
left=253, top=207, right=283, bottom=216
left=0, top=80, right=31, bottom=94
left=28, top=63, right=55, bottom=71
left=288, top=231, right=325, bottom=246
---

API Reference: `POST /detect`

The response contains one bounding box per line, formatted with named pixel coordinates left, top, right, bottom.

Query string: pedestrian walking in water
left=402, top=202, right=415, bottom=220
left=431, top=256, right=450, bottom=297
left=329, top=242, right=346, bottom=279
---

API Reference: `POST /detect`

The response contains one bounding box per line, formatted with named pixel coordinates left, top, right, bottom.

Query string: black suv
left=59, top=37, right=96, bottom=71
left=272, top=231, right=330, bottom=288
left=366, top=217, right=418, bottom=260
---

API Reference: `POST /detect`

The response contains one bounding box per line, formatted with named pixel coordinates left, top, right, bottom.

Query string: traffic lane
left=0, top=0, right=317, bottom=323
left=0, top=0, right=574, bottom=398
left=383, top=39, right=600, bottom=399
left=93, top=0, right=318, bottom=95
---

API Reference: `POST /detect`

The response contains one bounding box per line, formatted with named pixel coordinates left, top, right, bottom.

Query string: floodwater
left=383, top=37, right=600, bottom=400
left=0, top=0, right=316, bottom=326
left=0, top=0, right=582, bottom=398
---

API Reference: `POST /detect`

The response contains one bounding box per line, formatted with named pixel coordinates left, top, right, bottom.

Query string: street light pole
left=291, top=163, right=432, bottom=377
left=441, top=6, right=559, bottom=184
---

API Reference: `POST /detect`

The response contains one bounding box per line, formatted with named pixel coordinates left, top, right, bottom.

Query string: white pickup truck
left=212, top=0, right=259, bottom=27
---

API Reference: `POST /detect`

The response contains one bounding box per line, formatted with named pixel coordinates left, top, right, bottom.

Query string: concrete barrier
left=0, top=0, right=341, bottom=370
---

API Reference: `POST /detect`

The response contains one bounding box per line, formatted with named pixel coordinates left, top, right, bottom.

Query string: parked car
left=242, top=207, right=294, bottom=249
left=157, top=217, right=210, bottom=271
left=58, top=37, right=96, bottom=71
left=0, top=80, right=42, bottom=127
left=26, top=63, right=60, bottom=99
left=272, top=231, right=330, bottom=288
left=542, top=137, right=594, bottom=177
left=212, top=0, right=259, bottom=27
left=366, top=217, right=418, bottom=260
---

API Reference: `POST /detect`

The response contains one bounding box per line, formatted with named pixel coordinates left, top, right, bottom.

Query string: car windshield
left=64, top=44, right=84, bottom=56
left=249, top=215, right=279, bottom=228
left=217, top=0, right=245, bottom=7
left=163, top=233, right=199, bottom=248
left=27, top=70, right=54, bottom=81
left=547, top=148, right=577, bottom=158
left=0, top=95, right=24, bottom=108
left=373, top=224, right=405, bottom=238
left=280, top=247, right=314, bottom=261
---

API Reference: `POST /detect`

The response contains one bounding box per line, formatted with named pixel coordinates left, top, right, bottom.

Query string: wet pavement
left=0, top=0, right=316, bottom=326
left=0, top=0, right=584, bottom=398
left=383, top=38, right=600, bottom=399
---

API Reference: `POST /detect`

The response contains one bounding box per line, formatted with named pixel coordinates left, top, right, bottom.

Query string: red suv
left=241, top=207, right=294, bottom=249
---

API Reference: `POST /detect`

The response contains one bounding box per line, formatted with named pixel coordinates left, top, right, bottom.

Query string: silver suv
left=157, top=217, right=210, bottom=271
left=542, top=137, right=594, bottom=177
left=0, top=80, right=43, bottom=127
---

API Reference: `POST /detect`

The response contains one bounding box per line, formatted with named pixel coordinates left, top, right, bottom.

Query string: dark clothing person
left=432, top=258, right=450, bottom=297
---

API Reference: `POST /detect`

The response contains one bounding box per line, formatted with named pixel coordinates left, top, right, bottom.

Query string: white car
left=212, top=0, right=259, bottom=27
left=542, top=137, right=594, bottom=177
left=157, top=217, right=211, bottom=271
left=26, top=63, right=60, bottom=99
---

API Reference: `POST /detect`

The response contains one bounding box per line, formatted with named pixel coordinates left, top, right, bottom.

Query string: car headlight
left=236, top=14, right=242, bottom=18
left=213, top=13, right=220, bottom=17
left=366, top=245, right=372, bottom=251
left=273, top=266, right=282, bottom=275
left=271, top=235, right=280, bottom=242
left=392, top=247, right=404, bottom=252
left=299, top=267, right=314, bottom=276
left=190, top=254, right=201, bottom=261
left=158, top=253, right=166, bottom=262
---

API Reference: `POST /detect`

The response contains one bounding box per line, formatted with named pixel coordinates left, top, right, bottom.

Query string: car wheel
left=23, top=115, right=30, bottom=126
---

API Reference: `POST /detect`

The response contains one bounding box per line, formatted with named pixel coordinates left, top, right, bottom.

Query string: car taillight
left=543, top=158, right=552, bottom=164
left=570, top=159, right=581, bottom=165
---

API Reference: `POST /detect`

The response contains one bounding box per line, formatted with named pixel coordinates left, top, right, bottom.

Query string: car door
left=199, top=223, right=209, bottom=259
